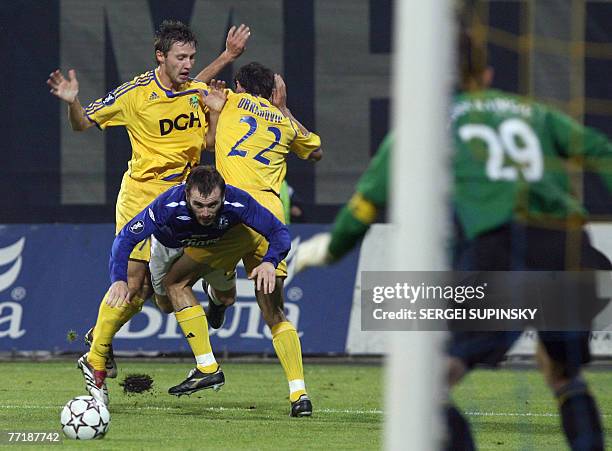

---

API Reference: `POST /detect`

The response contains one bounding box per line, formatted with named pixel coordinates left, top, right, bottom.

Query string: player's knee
left=218, top=293, right=236, bottom=306
left=164, top=279, right=188, bottom=298
left=213, top=288, right=236, bottom=306
left=536, top=343, right=576, bottom=390
left=139, top=278, right=154, bottom=301
left=255, top=280, right=286, bottom=326
left=154, top=295, right=174, bottom=314
left=127, top=262, right=152, bottom=300
left=542, top=361, right=578, bottom=392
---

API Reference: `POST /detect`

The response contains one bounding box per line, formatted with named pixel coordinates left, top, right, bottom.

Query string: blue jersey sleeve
left=109, top=198, right=166, bottom=283
left=238, top=195, right=291, bottom=268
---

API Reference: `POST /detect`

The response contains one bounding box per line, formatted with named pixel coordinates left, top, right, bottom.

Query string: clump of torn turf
left=120, top=374, right=154, bottom=394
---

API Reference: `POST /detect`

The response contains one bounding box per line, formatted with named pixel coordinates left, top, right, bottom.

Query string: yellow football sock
left=175, top=305, right=218, bottom=373
left=88, top=293, right=145, bottom=371
left=272, top=321, right=306, bottom=402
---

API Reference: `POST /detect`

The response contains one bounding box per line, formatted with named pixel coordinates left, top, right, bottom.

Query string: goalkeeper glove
left=294, top=233, right=333, bottom=273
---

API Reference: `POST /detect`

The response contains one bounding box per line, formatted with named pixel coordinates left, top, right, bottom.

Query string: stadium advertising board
left=0, top=225, right=358, bottom=355
left=2, top=224, right=611, bottom=356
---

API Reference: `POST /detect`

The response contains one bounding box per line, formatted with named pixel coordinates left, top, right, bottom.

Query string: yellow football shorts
left=115, top=172, right=183, bottom=262
left=185, top=190, right=288, bottom=277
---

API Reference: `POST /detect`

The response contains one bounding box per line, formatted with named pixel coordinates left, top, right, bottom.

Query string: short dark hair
left=185, top=165, right=226, bottom=198
left=154, top=20, right=197, bottom=57
left=458, top=30, right=487, bottom=87
left=234, top=62, right=275, bottom=99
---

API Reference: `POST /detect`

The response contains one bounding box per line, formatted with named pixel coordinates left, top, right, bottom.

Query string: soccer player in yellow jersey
left=46, top=20, right=250, bottom=404
left=163, top=63, right=322, bottom=416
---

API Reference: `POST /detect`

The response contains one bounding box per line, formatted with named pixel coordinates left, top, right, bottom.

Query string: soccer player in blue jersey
left=47, top=20, right=250, bottom=393
left=80, top=165, right=290, bottom=404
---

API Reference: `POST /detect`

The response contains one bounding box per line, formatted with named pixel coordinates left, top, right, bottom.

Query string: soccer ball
left=60, top=395, right=110, bottom=440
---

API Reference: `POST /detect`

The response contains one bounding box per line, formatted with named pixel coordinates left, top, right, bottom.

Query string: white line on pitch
left=465, top=411, right=559, bottom=418
left=0, top=404, right=382, bottom=414
left=2, top=405, right=608, bottom=418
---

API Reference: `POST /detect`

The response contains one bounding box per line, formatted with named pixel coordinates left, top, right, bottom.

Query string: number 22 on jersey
left=228, top=116, right=281, bottom=166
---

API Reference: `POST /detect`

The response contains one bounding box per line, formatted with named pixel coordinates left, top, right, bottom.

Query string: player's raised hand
left=199, top=82, right=227, bottom=113
left=248, top=262, right=276, bottom=294
left=271, top=74, right=287, bottom=110
left=294, top=233, right=333, bottom=273
left=209, top=79, right=226, bottom=91
left=106, top=280, right=133, bottom=308
left=225, top=24, right=250, bottom=60
left=47, top=69, right=79, bottom=104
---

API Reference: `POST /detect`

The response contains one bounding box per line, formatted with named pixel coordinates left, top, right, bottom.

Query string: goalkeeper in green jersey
left=295, top=29, right=611, bottom=451
left=294, top=133, right=389, bottom=270
left=447, top=31, right=611, bottom=451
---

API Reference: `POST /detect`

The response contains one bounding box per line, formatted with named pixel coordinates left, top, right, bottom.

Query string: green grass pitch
left=1, top=360, right=611, bottom=449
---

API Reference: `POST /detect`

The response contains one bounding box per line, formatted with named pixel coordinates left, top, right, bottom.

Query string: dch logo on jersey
left=129, top=220, right=145, bottom=234
left=0, top=237, right=27, bottom=339
left=159, top=112, right=201, bottom=136
left=102, top=92, right=116, bottom=106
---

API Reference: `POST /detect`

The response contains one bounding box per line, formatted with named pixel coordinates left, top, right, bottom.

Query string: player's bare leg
left=444, top=357, right=475, bottom=450
left=164, top=253, right=224, bottom=396
left=255, top=278, right=312, bottom=417
left=154, top=294, right=174, bottom=314
left=447, top=356, right=468, bottom=388
left=536, top=342, right=604, bottom=450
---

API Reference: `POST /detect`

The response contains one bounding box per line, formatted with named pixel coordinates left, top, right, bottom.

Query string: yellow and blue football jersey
left=85, top=68, right=211, bottom=261
left=85, top=68, right=209, bottom=183
left=214, top=91, right=321, bottom=196
left=186, top=90, right=321, bottom=276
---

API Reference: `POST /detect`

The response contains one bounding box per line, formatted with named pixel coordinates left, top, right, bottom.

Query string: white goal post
left=386, top=0, right=453, bottom=449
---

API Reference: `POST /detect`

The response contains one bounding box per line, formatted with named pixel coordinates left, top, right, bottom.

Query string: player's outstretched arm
left=295, top=136, right=390, bottom=273
left=547, top=107, right=612, bottom=192
left=46, top=69, right=93, bottom=131
left=194, top=24, right=251, bottom=82
left=200, top=81, right=228, bottom=151
left=294, top=200, right=372, bottom=274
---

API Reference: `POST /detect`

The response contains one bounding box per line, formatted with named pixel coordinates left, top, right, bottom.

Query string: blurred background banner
left=2, top=223, right=611, bottom=355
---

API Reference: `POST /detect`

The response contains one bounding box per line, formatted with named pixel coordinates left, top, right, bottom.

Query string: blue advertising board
left=0, top=224, right=359, bottom=355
